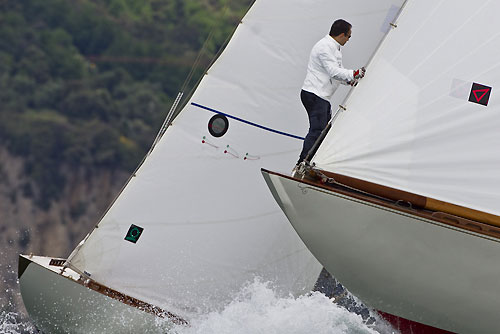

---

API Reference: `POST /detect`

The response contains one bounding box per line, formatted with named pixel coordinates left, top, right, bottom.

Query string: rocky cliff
left=0, top=145, right=130, bottom=314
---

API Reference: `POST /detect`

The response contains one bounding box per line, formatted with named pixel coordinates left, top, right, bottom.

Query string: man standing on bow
left=297, top=19, right=365, bottom=165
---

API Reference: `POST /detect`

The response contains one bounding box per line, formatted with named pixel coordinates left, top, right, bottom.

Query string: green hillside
left=0, top=0, right=252, bottom=208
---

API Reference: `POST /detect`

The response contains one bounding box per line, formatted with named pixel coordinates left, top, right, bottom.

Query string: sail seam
left=191, top=102, right=305, bottom=140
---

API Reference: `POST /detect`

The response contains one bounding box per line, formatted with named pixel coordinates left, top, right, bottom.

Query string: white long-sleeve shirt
left=302, top=35, right=354, bottom=101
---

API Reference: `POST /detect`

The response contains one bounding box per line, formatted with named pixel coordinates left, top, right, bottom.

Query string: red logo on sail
left=469, top=83, right=492, bottom=106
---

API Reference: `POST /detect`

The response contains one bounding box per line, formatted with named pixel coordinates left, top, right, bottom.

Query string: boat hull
left=18, top=255, right=175, bottom=334
left=262, top=170, right=500, bottom=334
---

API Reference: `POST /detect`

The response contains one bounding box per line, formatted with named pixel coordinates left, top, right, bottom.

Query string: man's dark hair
left=329, top=19, right=352, bottom=37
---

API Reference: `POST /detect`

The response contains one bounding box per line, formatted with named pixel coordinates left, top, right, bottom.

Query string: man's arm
left=318, top=51, right=354, bottom=83
left=344, top=68, right=366, bottom=86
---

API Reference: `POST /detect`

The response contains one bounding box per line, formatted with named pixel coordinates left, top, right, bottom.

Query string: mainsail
left=313, top=0, right=500, bottom=216
left=66, top=0, right=407, bottom=319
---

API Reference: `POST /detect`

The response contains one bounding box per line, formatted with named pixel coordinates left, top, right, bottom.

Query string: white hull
left=262, top=170, right=500, bottom=334
left=18, top=255, right=178, bottom=334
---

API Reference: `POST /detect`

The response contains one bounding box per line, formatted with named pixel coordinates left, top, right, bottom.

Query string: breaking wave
left=171, top=279, right=396, bottom=334
left=2, top=280, right=396, bottom=334
left=0, top=311, right=37, bottom=334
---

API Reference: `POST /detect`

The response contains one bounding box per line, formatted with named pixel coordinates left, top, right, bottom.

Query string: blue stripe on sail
left=191, top=102, right=305, bottom=141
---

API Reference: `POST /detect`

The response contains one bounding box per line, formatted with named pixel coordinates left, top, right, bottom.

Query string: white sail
left=314, top=0, right=500, bottom=215
left=67, top=0, right=407, bottom=319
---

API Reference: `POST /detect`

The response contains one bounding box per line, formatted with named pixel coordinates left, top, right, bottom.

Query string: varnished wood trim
left=320, top=170, right=427, bottom=208
left=79, top=278, right=188, bottom=325
left=319, top=170, right=500, bottom=228
left=20, top=255, right=189, bottom=326
left=262, top=169, right=500, bottom=241
left=425, top=197, right=500, bottom=228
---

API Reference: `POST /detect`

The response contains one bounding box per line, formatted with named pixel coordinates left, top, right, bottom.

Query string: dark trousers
left=298, top=90, right=331, bottom=163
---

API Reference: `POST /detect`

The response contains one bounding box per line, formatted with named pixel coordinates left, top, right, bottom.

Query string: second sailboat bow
left=264, top=0, right=500, bottom=333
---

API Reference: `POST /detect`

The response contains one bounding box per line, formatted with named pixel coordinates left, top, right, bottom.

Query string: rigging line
left=167, top=5, right=229, bottom=123
left=334, top=0, right=410, bottom=112
left=150, top=91, right=184, bottom=152
left=203, top=0, right=256, bottom=73
left=180, top=1, right=238, bottom=100
left=180, top=28, right=217, bottom=94
left=148, top=24, right=218, bottom=151
left=180, top=1, right=256, bottom=94
left=181, top=0, right=257, bottom=109
left=191, top=102, right=305, bottom=140
left=305, top=1, right=410, bottom=164
left=181, top=1, right=251, bottom=94
left=150, top=1, right=244, bottom=150
left=156, top=0, right=257, bottom=134
left=304, top=107, right=340, bottom=163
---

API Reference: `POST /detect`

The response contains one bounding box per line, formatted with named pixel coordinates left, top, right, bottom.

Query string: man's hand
left=348, top=79, right=359, bottom=87
left=353, top=67, right=366, bottom=79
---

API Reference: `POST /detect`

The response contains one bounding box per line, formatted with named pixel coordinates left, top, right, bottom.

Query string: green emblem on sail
left=125, top=224, right=144, bottom=243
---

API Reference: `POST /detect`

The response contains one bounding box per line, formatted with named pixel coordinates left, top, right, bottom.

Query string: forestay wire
left=150, top=0, right=256, bottom=153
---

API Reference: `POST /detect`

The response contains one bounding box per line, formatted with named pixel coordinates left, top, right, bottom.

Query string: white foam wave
left=171, top=279, right=388, bottom=334
left=2, top=279, right=397, bottom=334
left=0, top=311, right=37, bottom=334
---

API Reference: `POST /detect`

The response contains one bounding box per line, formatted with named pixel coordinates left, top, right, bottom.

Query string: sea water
left=1, top=280, right=396, bottom=334
left=0, top=311, right=37, bottom=334
left=170, top=280, right=396, bottom=334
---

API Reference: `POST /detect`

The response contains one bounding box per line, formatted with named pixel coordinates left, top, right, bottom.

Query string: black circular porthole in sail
left=208, top=114, right=229, bottom=137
